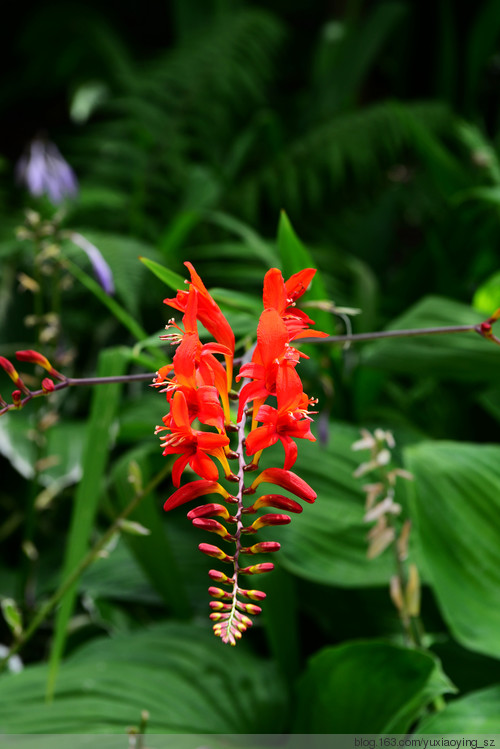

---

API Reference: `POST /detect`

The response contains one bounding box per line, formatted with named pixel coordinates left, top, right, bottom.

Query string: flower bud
left=240, top=541, right=281, bottom=554
left=41, top=378, right=55, bottom=394
left=239, top=562, right=275, bottom=575
left=243, top=514, right=291, bottom=533
left=237, top=588, right=266, bottom=601
left=198, top=543, right=233, bottom=563
left=191, top=518, right=234, bottom=540
left=208, top=569, right=233, bottom=584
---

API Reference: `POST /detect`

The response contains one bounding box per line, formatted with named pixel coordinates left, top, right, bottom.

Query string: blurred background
left=2, top=0, right=500, bottom=736
left=3, top=0, right=500, bottom=317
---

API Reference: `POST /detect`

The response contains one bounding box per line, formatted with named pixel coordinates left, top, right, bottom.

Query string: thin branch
left=0, top=372, right=156, bottom=416
left=299, top=323, right=477, bottom=345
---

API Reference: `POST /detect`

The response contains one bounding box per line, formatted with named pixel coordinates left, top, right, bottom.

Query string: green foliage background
left=1, top=0, right=500, bottom=738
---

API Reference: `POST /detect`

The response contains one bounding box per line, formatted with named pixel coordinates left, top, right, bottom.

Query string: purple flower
left=16, top=139, right=78, bottom=205
left=68, top=232, right=115, bottom=295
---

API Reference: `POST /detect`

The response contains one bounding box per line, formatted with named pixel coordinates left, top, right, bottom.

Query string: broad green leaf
left=0, top=414, right=86, bottom=489
left=293, top=640, right=453, bottom=733
left=78, top=535, right=163, bottom=605
left=139, top=255, right=187, bottom=291
left=0, top=622, right=288, bottom=734
left=416, top=684, right=500, bottom=733
left=478, top=387, right=500, bottom=424
left=110, top=446, right=192, bottom=617
left=473, top=270, right=500, bottom=315
left=277, top=211, right=332, bottom=333
left=262, top=423, right=395, bottom=587
left=363, top=296, right=499, bottom=380
left=47, top=348, right=129, bottom=699
left=405, top=440, right=500, bottom=658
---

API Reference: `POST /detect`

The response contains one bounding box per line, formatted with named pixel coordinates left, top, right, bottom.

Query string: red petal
left=170, top=390, right=191, bottom=428
left=292, top=329, right=329, bottom=340
left=276, top=363, right=303, bottom=413
left=263, top=268, right=287, bottom=313
left=189, top=450, right=220, bottom=481
left=280, top=435, right=298, bottom=470
left=257, top=309, right=289, bottom=370
left=245, top=424, right=278, bottom=456
left=196, top=432, right=230, bottom=450
left=285, top=268, right=316, bottom=302
left=173, top=334, right=199, bottom=388
left=171, top=452, right=192, bottom=487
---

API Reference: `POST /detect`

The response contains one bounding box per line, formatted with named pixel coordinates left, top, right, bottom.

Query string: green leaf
left=0, top=415, right=86, bottom=489
left=294, top=640, right=453, bottom=733
left=78, top=536, right=163, bottom=605
left=206, top=210, right=279, bottom=266
left=363, top=296, right=499, bottom=380
left=473, top=270, right=500, bottom=316
left=405, top=440, right=500, bottom=658
left=47, top=348, right=129, bottom=700
left=263, top=423, right=394, bottom=587
left=416, top=684, right=500, bottom=733
left=110, top=446, right=192, bottom=617
left=139, top=255, right=186, bottom=291
left=64, top=258, right=148, bottom=341
left=277, top=211, right=332, bottom=333
left=0, top=622, right=288, bottom=733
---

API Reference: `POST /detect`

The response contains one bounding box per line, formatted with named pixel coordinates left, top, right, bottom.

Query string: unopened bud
left=41, top=378, right=55, bottom=394
left=208, top=569, right=233, bottom=584
left=239, top=562, right=274, bottom=575
left=240, top=541, right=280, bottom=554
left=199, top=543, right=233, bottom=563
left=208, top=586, right=232, bottom=600
left=238, top=588, right=266, bottom=601
left=191, top=518, right=233, bottom=540
left=12, top=390, right=23, bottom=408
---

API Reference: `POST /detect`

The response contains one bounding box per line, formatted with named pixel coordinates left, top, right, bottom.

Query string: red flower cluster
left=155, top=263, right=326, bottom=645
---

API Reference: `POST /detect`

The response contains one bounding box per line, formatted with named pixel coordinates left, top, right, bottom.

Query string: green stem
left=0, top=462, right=172, bottom=673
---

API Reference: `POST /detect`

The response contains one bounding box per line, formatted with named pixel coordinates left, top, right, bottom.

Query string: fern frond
left=233, top=101, right=455, bottom=221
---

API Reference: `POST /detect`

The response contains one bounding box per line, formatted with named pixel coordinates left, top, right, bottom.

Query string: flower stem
left=300, top=323, right=476, bottom=345
left=223, top=411, right=248, bottom=644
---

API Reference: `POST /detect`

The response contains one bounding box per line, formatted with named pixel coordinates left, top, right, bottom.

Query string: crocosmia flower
left=155, top=263, right=324, bottom=645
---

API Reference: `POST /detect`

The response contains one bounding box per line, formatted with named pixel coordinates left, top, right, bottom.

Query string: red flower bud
left=187, top=503, right=233, bottom=521
left=240, top=541, right=281, bottom=554
left=42, top=378, right=55, bottom=393
left=15, top=350, right=65, bottom=380
left=191, top=518, right=234, bottom=540
left=239, top=563, right=275, bottom=575
left=198, top=543, right=233, bottom=563
left=242, top=514, right=291, bottom=534
left=12, top=390, right=23, bottom=408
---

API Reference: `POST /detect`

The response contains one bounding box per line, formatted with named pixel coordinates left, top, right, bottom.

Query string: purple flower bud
left=16, top=139, right=78, bottom=205
left=68, top=232, right=115, bottom=295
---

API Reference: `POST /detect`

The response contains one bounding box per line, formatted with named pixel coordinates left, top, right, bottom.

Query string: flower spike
left=158, top=263, right=323, bottom=644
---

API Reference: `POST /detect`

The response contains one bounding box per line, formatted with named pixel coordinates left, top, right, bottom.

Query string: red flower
left=164, top=261, right=235, bottom=388
left=156, top=391, right=231, bottom=487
